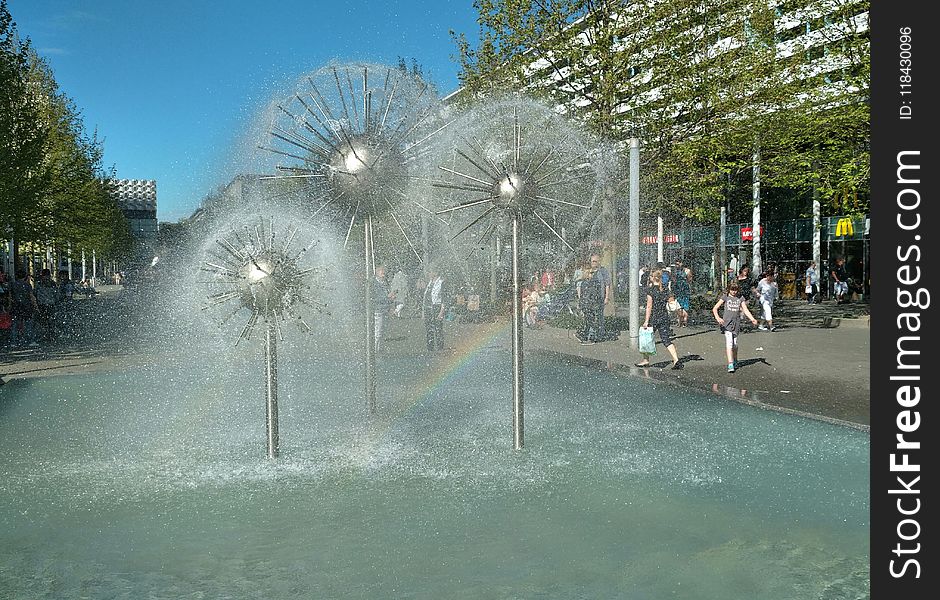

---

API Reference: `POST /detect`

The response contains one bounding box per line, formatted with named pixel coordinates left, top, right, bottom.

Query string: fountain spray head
left=203, top=216, right=326, bottom=459
left=327, top=134, right=406, bottom=203
left=203, top=216, right=323, bottom=344
left=262, top=63, right=443, bottom=261
left=494, top=172, right=535, bottom=211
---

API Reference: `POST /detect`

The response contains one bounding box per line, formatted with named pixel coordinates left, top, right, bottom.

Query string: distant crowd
left=0, top=268, right=95, bottom=349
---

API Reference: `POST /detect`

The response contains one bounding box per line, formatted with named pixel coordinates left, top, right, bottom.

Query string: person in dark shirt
left=635, top=269, right=681, bottom=369
left=735, top=265, right=755, bottom=301
left=830, top=257, right=848, bottom=303
left=590, top=253, right=611, bottom=341
left=711, top=282, right=759, bottom=372
left=10, top=271, right=38, bottom=348
left=577, top=267, right=601, bottom=344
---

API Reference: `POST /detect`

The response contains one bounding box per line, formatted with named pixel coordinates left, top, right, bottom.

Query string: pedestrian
left=756, top=271, right=779, bottom=331
left=736, top=265, right=755, bottom=301
left=422, top=265, right=446, bottom=352
left=659, top=261, right=671, bottom=290
left=540, top=268, right=555, bottom=291
left=524, top=283, right=542, bottom=328
left=389, top=268, right=408, bottom=317
left=10, top=271, right=38, bottom=348
left=35, top=269, right=58, bottom=342
left=712, top=281, right=759, bottom=372
left=804, top=261, right=819, bottom=304
left=588, top=253, right=611, bottom=339
left=576, top=258, right=606, bottom=344
left=830, top=257, right=848, bottom=303
left=635, top=269, right=681, bottom=369
left=372, top=265, right=393, bottom=353
left=672, top=261, right=691, bottom=327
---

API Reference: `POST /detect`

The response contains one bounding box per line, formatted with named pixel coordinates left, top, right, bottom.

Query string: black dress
left=647, top=285, right=673, bottom=346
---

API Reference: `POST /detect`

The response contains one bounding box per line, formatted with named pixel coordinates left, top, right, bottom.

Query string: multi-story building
left=110, top=179, right=158, bottom=251
left=450, top=0, right=870, bottom=295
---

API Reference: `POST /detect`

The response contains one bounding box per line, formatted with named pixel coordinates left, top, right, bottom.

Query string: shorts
left=834, top=281, right=848, bottom=295
left=759, top=298, right=773, bottom=321
left=724, top=330, right=738, bottom=349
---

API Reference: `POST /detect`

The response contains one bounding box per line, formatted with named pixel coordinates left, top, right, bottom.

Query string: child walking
left=712, top=282, right=759, bottom=373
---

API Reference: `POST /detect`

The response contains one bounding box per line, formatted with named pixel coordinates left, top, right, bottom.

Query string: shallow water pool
left=0, top=346, right=869, bottom=598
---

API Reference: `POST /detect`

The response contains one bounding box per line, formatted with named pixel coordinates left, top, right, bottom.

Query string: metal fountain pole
left=264, top=321, right=279, bottom=458
left=364, top=215, right=377, bottom=413
left=490, top=229, right=499, bottom=306
left=511, top=210, right=524, bottom=450
left=628, top=138, right=640, bottom=350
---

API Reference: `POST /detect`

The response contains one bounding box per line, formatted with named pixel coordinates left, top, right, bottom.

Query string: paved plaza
left=1, top=288, right=870, bottom=428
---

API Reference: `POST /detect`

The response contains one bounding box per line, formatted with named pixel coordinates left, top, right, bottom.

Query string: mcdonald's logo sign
left=835, top=218, right=854, bottom=237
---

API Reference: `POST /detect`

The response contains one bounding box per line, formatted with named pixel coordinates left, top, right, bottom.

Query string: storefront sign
left=740, top=226, right=764, bottom=241
left=834, top=218, right=854, bottom=237
left=641, top=234, right=680, bottom=244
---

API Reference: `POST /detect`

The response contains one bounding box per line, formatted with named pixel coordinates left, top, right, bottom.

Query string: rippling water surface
left=0, top=347, right=869, bottom=599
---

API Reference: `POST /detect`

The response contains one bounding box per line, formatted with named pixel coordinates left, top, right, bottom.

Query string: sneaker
left=770, top=326, right=778, bottom=332
left=27, top=342, right=40, bottom=348
left=579, top=340, right=596, bottom=346
left=758, top=325, right=769, bottom=331
left=727, top=363, right=735, bottom=373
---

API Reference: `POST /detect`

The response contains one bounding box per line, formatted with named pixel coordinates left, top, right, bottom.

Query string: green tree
left=1, top=0, right=48, bottom=242
left=451, top=0, right=870, bottom=223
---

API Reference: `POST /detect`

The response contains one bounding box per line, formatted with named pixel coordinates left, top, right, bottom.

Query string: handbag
left=0, top=312, right=10, bottom=330
left=805, top=285, right=813, bottom=294
left=639, top=326, right=657, bottom=354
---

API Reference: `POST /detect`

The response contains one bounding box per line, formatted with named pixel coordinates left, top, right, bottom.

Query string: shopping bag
left=805, top=285, right=813, bottom=294
left=639, top=326, right=657, bottom=354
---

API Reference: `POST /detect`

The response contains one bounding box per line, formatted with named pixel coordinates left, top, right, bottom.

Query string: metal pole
left=421, top=211, right=429, bottom=265
left=92, top=249, right=97, bottom=286
left=490, top=227, right=499, bottom=306
left=364, top=216, right=377, bottom=413
left=81, top=248, right=86, bottom=282
left=812, top=187, right=821, bottom=268
left=511, top=212, right=524, bottom=450
left=628, top=139, right=640, bottom=351
left=264, top=322, right=279, bottom=459
left=751, top=145, right=762, bottom=276
left=5, top=238, right=12, bottom=276
left=67, top=242, right=72, bottom=280
left=719, top=205, right=727, bottom=291
left=657, top=215, right=664, bottom=263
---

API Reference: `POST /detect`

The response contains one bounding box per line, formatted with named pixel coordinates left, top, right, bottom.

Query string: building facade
left=110, top=179, right=158, bottom=251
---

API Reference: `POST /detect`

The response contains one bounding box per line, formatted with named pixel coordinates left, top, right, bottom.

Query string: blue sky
left=10, top=0, right=480, bottom=222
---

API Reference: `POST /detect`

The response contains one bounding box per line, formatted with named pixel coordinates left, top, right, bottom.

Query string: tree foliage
left=452, top=0, right=870, bottom=221
left=1, top=0, right=132, bottom=262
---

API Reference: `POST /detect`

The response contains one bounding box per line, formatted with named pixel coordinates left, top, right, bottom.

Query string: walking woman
left=635, top=269, right=681, bottom=369
left=673, top=265, right=692, bottom=327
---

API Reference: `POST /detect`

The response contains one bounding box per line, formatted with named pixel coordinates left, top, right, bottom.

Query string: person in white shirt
left=804, top=261, right=819, bottom=304
left=389, top=269, right=408, bottom=317
left=422, top=265, right=446, bottom=352
left=756, top=272, right=779, bottom=331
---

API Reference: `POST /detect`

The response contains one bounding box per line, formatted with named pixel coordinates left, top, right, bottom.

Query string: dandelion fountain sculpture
left=202, top=216, right=326, bottom=458
left=261, top=62, right=444, bottom=412
left=430, top=98, right=611, bottom=449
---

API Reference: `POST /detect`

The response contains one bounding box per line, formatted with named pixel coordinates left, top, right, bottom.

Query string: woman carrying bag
left=635, top=269, right=681, bottom=369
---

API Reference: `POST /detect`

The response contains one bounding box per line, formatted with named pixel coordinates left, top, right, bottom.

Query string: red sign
left=740, top=226, right=764, bottom=241
left=642, top=234, right=679, bottom=245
